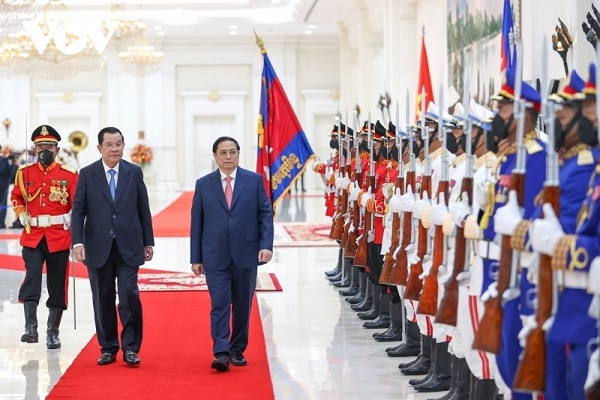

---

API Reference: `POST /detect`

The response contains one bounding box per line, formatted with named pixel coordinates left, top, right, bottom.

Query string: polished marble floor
left=0, top=186, right=441, bottom=400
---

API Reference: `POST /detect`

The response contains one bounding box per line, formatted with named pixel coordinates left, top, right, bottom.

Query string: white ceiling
left=16, top=0, right=366, bottom=42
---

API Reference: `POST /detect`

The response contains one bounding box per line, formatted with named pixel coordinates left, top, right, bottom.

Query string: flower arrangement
left=130, top=143, right=153, bottom=167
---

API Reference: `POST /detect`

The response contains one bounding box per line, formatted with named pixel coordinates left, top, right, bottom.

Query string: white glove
left=348, top=182, right=361, bottom=201
left=530, top=203, right=564, bottom=256
left=464, top=215, right=482, bottom=239
left=382, top=182, right=395, bottom=200
left=493, top=190, right=522, bottom=236
left=475, top=178, right=495, bottom=210
left=430, top=193, right=448, bottom=226
left=588, top=257, right=600, bottom=294
left=360, top=187, right=373, bottom=207
left=412, top=191, right=430, bottom=220
left=324, top=167, right=334, bottom=181
left=584, top=349, right=600, bottom=392
left=526, top=252, right=540, bottom=285
left=449, top=192, right=471, bottom=227
left=335, top=174, right=349, bottom=189
left=388, top=188, right=402, bottom=213
left=398, top=185, right=415, bottom=212
left=19, top=213, right=31, bottom=227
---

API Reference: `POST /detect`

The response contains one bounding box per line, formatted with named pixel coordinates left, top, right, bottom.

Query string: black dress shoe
left=123, top=350, right=140, bottom=366
left=211, top=353, right=230, bottom=372
left=97, top=353, right=117, bottom=365
left=231, top=353, right=247, bottom=366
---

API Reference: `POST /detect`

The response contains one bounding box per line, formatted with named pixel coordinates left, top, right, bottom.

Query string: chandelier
left=0, top=0, right=36, bottom=32
left=103, top=3, right=146, bottom=41
left=118, top=33, right=163, bottom=76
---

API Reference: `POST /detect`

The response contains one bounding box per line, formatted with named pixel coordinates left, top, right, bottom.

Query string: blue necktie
left=108, top=169, right=116, bottom=201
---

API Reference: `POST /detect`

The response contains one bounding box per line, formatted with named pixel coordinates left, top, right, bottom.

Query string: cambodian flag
left=501, top=0, right=514, bottom=73
left=257, top=50, right=315, bottom=210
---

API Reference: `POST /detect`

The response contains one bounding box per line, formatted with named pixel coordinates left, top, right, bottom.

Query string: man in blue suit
left=191, top=136, right=274, bottom=372
left=71, top=127, right=154, bottom=367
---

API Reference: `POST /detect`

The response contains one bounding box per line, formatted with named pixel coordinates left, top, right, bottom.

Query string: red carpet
left=152, top=192, right=193, bottom=237
left=47, top=292, right=274, bottom=400
left=138, top=272, right=282, bottom=292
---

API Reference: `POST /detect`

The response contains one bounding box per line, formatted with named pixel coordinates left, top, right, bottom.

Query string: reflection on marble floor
left=0, top=190, right=435, bottom=399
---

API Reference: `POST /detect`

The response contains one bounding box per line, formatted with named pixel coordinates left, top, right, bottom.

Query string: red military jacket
left=11, top=162, right=78, bottom=252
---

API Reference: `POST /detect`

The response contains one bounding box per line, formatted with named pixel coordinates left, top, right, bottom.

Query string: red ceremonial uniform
left=11, top=162, right=78, bottom=252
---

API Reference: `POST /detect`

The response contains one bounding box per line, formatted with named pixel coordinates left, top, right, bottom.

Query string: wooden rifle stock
left=435, top=177, right=473, bottom=325
left=379, top=175, right=405, bottom=284
left=472, top=172, right=525, bottom=353
left=405, top=175, right=432, bottom=300
left=354, top=174, right=374, bottom=267
left=417, top=180, right=449, bottom=316
left=586, top=380, right=600, bottom=400
left=513, top=185, right=560, bottom=393
left=330, top=167, right=349, bottom=240
left=344, top=171, right=362, bottom=257
left=390, top=170, right=416, bottom=285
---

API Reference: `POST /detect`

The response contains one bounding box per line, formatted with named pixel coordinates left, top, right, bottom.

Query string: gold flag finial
left=254, top=29, right=267, bottom=54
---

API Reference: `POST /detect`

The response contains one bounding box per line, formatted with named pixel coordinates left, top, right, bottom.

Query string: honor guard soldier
left=11, top=125, right=78, bottom=349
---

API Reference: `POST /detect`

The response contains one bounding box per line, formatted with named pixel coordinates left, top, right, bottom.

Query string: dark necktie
left=108, top=169, right=116, bottom=201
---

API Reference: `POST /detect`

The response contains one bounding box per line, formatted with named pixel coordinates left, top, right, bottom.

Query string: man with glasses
left=11, top=125, right=78, bottom=349
left=71, top=127, right=154, bottom=367
left=191, top=136, right=274, bottom=372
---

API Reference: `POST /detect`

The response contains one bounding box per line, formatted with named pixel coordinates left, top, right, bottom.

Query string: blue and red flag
left=257, top=48, right=315, bottom=210
left=500, top=0, right=515, bottom=73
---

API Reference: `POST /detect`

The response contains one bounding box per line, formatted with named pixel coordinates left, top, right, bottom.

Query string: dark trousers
left=0, top=187, right=7, bottom=227
left=367, top=243, right=383, bottom=282
left=20, top=237, right=69, bottom=310
left=205, top=261, right=257, bottom=356
left=87, top=240, right=142, bottom=355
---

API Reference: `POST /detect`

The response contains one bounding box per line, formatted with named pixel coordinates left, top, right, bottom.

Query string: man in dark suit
left=191, top=136, right=274, bottom=372
left=0, top=146, right=12, bottom=227
left=71, top=127, right=154, bottom=367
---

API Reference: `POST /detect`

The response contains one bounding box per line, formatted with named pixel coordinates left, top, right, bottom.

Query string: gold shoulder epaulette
left=60, top=164, right=77, bottom=174
left=524, top=139, right=543, bottom=155
left=18, top=162, right=35, bottom=170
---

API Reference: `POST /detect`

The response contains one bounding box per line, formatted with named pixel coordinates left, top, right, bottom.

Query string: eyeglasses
left=217, top=150, right=239, bottom=157
left=103, top=142, right=124, bottom=149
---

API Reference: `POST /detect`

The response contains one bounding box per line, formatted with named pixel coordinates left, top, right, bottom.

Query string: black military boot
left=339, top=265, right=359, bottom=296
left=363, top=292, right=391, bottom=329
left=426, top=355, right=459, bottom=400
left=351, top=278, right=372, bottom=311
left=374, top=300, right=402, bottom=341
left=414, top=340, right=452, bottom=392
left=21, top=301, right=38, bottom=343
left=445, top=357, right=471, bottom=400
left=409, top=339, right=437, bottom=385
left=387, top=319, right=420, bottom=357
left=333, top=258, right=352, bottom=287
left=46, top=308, right=63, bottom=349
left=471, top=378, right=498, bottom=400
left=325, top=249, right=342, bottom=277
left=401, top=334, right=432, bottom=375
left=346, top=269, right=366, bottom=304
left=357, top=283, right=382, bottom=320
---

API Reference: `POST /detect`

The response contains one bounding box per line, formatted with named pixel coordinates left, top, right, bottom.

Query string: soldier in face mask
left=10, top=125, right=78, bottom=350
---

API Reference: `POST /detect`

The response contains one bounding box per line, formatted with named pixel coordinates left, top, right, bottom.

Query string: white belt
left=29, top=214, right=69, bottom=228
left=478, top=240, right=500, bottom=260
left=557, top=271, right=588, bottom=290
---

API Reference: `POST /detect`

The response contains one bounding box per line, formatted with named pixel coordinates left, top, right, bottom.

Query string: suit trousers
left=20, top=237, right=69, bottom=310
left=87, top=239, right=143, bottom=355
left=205, top=260, right=257, bottom=356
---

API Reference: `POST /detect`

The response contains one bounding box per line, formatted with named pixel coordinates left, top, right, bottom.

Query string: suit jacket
left=190, top=167, right=273, bottom=270
left=71, top=159, right=154, bottom=269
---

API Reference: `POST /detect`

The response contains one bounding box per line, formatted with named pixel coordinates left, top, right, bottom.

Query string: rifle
left=389, top=91, right=416, bottom=285
left=330, top=116, right=347, bottom=240
left=405, top=89, right=431, bottom=301
left=436, top=70, right=473, bottom=325
left=473, top=41, right=527, bottom=353
left=340, top=113, right=353, bottom=250
left=418, top=86, right=449, bottom=315
left=380, top=102, right=405, bottom=284
left=354, top=113, right=374, bottom=267
left=513, top=37, right=559, bottom=393
left=345, top=115, right=361, bottom=258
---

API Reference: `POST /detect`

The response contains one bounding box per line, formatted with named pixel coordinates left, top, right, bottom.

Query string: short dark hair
left=98, top=127, right=124, bottom=145
left=212, top=136, right=240, bottom=153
